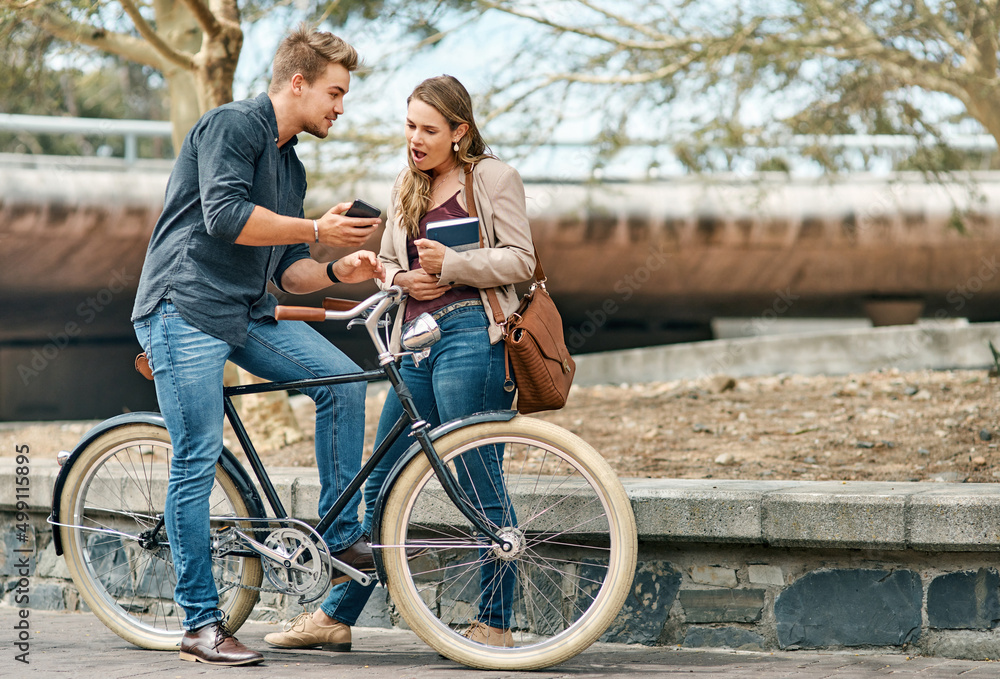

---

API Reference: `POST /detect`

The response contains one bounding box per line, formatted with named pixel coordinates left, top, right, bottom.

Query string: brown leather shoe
left=179, top=621, right=263, bottom=666
left=330, top=537, right=375, bottom=585
left=331, top=537, right=375, bottom=573
left=330, top=538, right=430, bottom=584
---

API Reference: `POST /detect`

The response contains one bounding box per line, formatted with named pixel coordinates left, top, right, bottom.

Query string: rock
left=913, top=389, right=932, bottom=400
left=856, top=441, right=875, bottom=449
left=715, top=453, right=736, bottom=466
left=931, top=472, right=965, bottom=483
left=600, top=561, right=682, bottom=645
left=972, top=456, right=987, bottom=466
left=689, top=565, right=738, bottom=588
left=775, top=569, right=922, bottom=648
left=748, top=564, right=785, bottom=587
left=918, top=448, right=930, bottom=455
left=710, top=375, right=737, bottom=393
left=980, top=429, right=993, bottom=441
left=927, top=569, right=1000, bottom=630
left=684, top=626, right=765, bottom=651
left=679, top=589, right=766, bottom=623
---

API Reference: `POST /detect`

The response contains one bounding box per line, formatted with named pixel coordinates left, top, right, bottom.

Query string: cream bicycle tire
left=58, top=423, right=262, bottom=650
left=380, top=416, right=636, bottom=670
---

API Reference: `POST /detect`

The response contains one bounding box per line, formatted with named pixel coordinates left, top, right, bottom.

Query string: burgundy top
left=403, top=191, right=481, bottom=323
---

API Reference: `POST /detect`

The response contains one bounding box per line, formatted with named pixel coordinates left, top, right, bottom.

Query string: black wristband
left=326, top=259, right=341, bottom=284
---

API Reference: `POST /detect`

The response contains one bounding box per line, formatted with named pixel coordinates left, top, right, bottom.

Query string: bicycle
left=48, top=286, right=637, bottom=671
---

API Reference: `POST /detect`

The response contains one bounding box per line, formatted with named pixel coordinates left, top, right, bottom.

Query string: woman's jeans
left=134, top=300, right=366, bottom=631
left=321, top=304, right=516, bottom=629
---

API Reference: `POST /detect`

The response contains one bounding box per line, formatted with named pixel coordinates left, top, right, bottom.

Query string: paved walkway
left=3, top=608, right=998, bottom=678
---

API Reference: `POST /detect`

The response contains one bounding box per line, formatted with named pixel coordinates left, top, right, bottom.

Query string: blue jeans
left=133, top=300, right=366, bottom=631
left=321, top=304, right=516, bottom=629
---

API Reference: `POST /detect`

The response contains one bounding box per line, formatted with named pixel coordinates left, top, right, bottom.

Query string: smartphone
left=345, top=198, right=381, bottom=219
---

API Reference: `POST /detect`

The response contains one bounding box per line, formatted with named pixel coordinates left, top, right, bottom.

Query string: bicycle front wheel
left=57, top=422, right=262, bottom=650
left=380, top=416, right=637, bottom=670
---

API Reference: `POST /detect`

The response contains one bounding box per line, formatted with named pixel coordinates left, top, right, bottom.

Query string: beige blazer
left=378, top=157, right=536, bottom=351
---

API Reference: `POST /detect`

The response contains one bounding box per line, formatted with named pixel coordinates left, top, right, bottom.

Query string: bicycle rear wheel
left=380, top=416, right=636, bottom=670
left=57, top=422, right=262, bottom=650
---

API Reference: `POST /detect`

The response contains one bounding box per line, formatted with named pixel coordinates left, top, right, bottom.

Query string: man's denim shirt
left=132, top=93, right=311, bottom=347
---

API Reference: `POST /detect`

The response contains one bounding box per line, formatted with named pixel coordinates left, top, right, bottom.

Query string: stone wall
left=5, top=460, right=1000, bottom=659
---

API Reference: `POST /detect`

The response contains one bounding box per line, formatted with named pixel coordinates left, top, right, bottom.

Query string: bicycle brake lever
left=410, top=348, right=431, bottom=366
left=348, top=316, right=388, bottom=330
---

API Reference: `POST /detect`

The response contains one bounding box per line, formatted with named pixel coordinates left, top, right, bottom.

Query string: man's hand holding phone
left=315, top=200, right=382, bottom=247
left=345, top=199, right=381, bottom=218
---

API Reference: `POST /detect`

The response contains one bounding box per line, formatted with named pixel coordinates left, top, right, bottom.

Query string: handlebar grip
left=274, top=305, right=327, bottom=322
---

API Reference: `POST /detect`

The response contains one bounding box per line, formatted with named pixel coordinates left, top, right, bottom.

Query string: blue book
left=426, top=217, right=480, bottom=252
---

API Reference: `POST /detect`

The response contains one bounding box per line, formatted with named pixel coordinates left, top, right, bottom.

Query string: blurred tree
left=0, top=20, right=171, bottom=156
left=370, top=1, right=1000, bottom=174
left=0, top=0, right=387, bottom=150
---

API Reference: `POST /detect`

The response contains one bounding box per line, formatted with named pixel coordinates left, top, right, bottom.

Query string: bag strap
left=465, top=165, right=516, bottom=393
left=465, top=166, right=508, bottom=327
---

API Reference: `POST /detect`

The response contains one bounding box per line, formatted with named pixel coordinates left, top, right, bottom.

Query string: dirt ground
left=5, top=367, right=1000, bottom=484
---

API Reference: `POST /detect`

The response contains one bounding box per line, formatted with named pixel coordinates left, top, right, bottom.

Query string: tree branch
left=12, top=1, right=172, bottom=70
left=118, top=0, right=195, bottom=71
left=968, top=4, right=999, bottom=78
left=176, top=0, right=221, bottom=39
left=475, top=0, right=689, bottom=51
left=911, top=0, right=968, bottom=57
left=551, top=50, right=700, bottom=86
left=572, top=0, right=670, bottom=43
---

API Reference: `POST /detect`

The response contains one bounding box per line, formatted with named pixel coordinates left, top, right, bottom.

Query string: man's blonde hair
left=269, top=24, right=359, bottom=94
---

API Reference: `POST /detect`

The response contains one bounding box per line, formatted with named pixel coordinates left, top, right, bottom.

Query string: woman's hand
left=414, top=238, right=447, bottom=275
left=394, top=268, right=451, bottom=301
left=331, top=251, right=386, bottom=284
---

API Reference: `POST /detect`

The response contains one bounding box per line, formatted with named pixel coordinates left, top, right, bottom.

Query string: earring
left=453, top=141, right=460, bottom=152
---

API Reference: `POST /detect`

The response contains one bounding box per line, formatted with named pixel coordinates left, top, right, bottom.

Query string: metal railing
left=2, top=112, right=998, bottom=176
left=0, top=113, right=172, bottom=163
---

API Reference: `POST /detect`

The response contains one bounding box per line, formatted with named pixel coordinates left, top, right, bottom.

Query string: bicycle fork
left=381, top=360, right=514, bottom=556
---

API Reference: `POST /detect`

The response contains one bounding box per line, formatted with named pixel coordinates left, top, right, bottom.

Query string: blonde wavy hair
left=396, top=75, right=494, bottom=238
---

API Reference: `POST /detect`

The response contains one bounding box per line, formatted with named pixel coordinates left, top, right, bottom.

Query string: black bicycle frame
left=220, top=359, right=508, bottom=551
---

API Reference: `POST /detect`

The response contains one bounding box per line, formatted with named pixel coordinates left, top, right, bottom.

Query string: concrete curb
left=9, top=460, right=1000, bottom=552
left=573, top=321, right=1000, bottom=385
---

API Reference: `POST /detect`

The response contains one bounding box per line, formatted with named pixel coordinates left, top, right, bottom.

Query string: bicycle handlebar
left=274, top=286, right=404, bottom=323
left=273, top=306, right=327, bottom=322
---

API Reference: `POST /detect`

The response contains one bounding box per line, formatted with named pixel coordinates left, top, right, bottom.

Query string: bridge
left=3, top=149, right=1000, bottom=420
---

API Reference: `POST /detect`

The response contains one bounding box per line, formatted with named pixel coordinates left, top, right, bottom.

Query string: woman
left=264, top=75, right=535, bottom=651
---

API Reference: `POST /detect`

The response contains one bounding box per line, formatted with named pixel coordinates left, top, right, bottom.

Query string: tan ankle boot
left=263, top=612, right=351, bottom=652
left=463, top=620, right=513, bottom=647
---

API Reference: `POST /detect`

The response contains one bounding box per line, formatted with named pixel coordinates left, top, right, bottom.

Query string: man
left=131, top=25, right=383, bottom=666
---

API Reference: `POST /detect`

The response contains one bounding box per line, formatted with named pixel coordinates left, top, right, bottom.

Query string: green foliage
left=0, top=18, right=171, bottom=157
